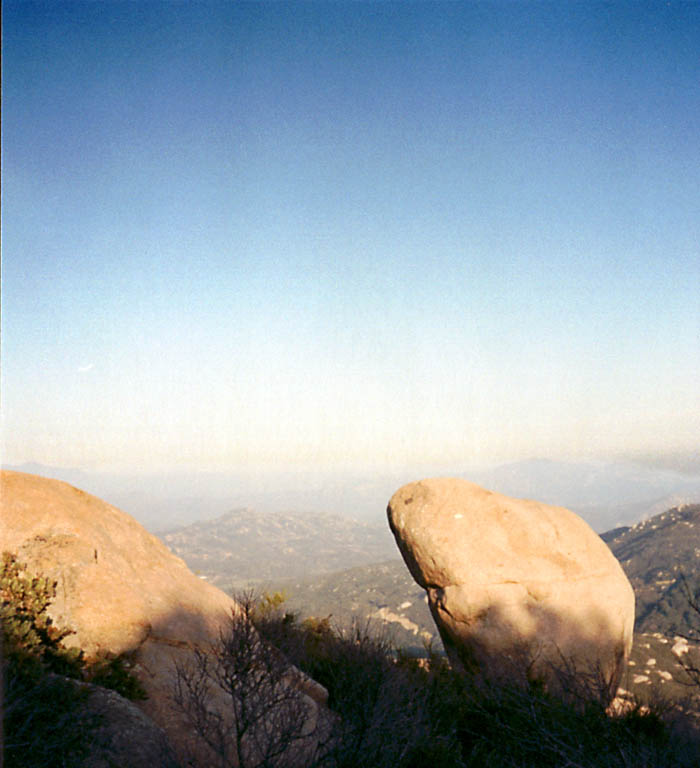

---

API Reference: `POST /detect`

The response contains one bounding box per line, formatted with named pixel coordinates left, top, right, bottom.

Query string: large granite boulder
left=0, top=470, right=327, bottom=766
left=387, top=478, right=635, bottom=701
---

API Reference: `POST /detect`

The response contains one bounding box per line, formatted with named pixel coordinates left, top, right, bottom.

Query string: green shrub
left=1, top=552, right=96, bottom=767
left=1, top=551, right=146, bottom=698
left=0, top=551, right=84, bottom=679
left=1, top=551, right=149, bottom=768
left=84, top=653, right=148, bottom=701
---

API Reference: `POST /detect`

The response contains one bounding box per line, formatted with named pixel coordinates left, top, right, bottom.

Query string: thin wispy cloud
left=77, top=364, right=94, bottom=373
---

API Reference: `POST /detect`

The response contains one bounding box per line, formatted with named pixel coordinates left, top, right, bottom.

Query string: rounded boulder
left=387, top=478, right=635, bottom=701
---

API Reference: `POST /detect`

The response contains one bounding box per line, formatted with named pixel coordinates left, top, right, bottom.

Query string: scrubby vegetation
left=1, top=552, right=146, bottom=768
left=172, top=590, right=319, bottom=768
left=249, top=592, right=700, bottom=768
left=4, top=566, right=700, bottom=767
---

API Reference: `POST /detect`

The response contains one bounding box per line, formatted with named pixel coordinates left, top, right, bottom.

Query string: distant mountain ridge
left=161, top=507, right=397, bottom=587
left=468, top=458, right=700, bottom=531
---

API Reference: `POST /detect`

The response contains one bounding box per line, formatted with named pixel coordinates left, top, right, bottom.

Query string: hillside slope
left=603, top=503, right=700, bottom=635
left=279, top=559, right=434, bottom=653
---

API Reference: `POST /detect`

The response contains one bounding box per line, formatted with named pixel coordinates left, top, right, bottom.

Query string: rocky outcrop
left=0, top=470, right=327, bottom=766
left=0, top=471, right=239, bottom=658
left=387, top=478, right=635, bottom=702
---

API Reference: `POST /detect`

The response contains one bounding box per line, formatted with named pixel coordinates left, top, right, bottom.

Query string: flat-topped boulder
left=387, top=478, right=635, bottom=702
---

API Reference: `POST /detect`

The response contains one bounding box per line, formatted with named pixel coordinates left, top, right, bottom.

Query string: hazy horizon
left=3, top=3, right=699, bottom=478
left=5, top=454, right=700, bottom=535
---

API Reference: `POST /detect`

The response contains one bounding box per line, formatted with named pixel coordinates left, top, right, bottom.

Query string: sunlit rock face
left=0, top=471, right=237, bottom=659
left=0, top=470, right=327, bottom=767
left=387, top=478, right=635, bottom=703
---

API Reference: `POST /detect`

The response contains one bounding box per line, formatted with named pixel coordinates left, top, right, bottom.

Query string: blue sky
left=2, top=1, right=699, bottom=475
